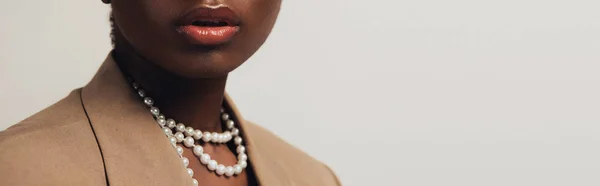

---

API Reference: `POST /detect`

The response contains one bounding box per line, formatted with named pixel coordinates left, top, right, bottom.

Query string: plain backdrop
left=1, top=0, right=600, bottom=185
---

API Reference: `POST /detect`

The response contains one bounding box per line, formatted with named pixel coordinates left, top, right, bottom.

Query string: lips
left=176, top=6, right=241, bottom=46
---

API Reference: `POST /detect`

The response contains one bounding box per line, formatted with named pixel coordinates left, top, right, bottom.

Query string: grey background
left=2, top=0, right=600, bottom=185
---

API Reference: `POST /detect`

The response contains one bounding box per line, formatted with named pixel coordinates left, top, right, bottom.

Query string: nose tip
left=197, top=0, right=225, bottom=7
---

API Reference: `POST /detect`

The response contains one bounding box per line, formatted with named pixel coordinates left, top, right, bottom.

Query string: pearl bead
left=211, top=132, right=219, bottom=141
left=234, top=165, right=243, bottom=175
left=150, top=107, right=160, bottom=116
left=157, top=118, right=166, bottom=127
left=157, top=114, right=165, bottom=120
left=176, top=123, right=185, bottom=132
left=184, top=127, right=195, bottom=137
left=184, top=136, right=195, bottom=147
left=208, top=160, right=218, bottom=170
left=200, top=154, right=210, bottom=164
left=220, top=134, right=227, bottom=143
left=239, top=160, right=247, bottom=168
left=223, top=131, right=232, bottom=141
left=234, top=136, right=243, bottom=145
left=238, top=153, right=247, bottom=161
left=167, top=121, right=176, bottom=129
left=162, top=128, right=172, bottom=136
left=176, top=146, right=183, bottom=155
left=187, top=168, right=194, bottom=177
left=143, top=97, right=154, bottom=106
left=192, top=179, right=198, bottom=186
left=166, top=119, right=175, bottom=127
left=221, top=133, right=228, bottom=142
left=221, top=113, right=229, bottom=120
left=231, top=128, right=240, bottom=136
left=169, top=136, right=177, bottom=145
left=174, top=132, right=184, bottom=143
left=212, top=133, right=221, bottom=143
left=236, top=146, right=245, bottom=154
left=225, top=166, right=235, bottom=176
left=138, top=90, right=146, bottom=97
left=202, top=132, right=212, bottom=142
left=216, top=164, right=226, bottom=175
left=226, top=120, right=235, bottom=129
left=193, top=146, right=203, bottom=156
left=193, top=130, right=203, bottom=140
left=132, top=83, right=139, bottom=90
left=182, top=157, right=189, bottom=167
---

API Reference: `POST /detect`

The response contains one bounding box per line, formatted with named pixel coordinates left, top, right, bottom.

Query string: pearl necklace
left=130, top=81, right=248, bottom=185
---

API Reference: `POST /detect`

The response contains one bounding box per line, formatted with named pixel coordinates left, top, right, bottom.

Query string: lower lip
left=177, top=25, right=239, bottom=45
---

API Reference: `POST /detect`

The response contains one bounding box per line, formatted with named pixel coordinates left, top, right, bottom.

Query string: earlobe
left=101, top=0, right=110, bottom=4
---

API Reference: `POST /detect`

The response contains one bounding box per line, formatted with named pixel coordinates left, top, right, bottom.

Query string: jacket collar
left=81, top=54, right=284, bottom=186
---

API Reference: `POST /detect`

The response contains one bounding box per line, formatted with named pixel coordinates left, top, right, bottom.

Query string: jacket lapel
left=81, top=55, right=192, bottom=186
left=224, top=94, right=288, bottom=186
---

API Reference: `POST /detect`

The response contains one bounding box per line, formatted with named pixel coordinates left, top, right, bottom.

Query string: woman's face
left=111, top=0, right=282, bottom=78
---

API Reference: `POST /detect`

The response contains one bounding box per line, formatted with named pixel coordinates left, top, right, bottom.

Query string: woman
left=0, top=0, right=340, bottom=185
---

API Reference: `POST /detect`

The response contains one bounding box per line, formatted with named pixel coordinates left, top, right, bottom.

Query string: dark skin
left=105, top=0, right=281, bottom=185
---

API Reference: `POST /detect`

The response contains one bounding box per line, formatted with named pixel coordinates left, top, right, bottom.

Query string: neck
left=112, top=48, right=227, bottom=132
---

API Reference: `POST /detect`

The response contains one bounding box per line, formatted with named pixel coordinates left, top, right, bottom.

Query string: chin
left=155, top=54, right=241, bottom=79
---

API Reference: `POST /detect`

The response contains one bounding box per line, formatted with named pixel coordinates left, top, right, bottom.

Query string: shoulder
left=243, top=121, right=342, bottom=186
left=0, top=89, right=106, bottom=185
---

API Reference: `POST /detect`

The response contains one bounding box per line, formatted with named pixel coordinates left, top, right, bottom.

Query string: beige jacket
left=0, top=55, right=340, bottom=186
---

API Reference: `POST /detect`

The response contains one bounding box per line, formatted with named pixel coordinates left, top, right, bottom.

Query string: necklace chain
left=130, top=81, right=248, bottom=185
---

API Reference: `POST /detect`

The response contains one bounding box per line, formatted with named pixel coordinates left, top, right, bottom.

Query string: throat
left=112, top=49, right=229, bottom=132
left=154, top=88, right=228, bottom=132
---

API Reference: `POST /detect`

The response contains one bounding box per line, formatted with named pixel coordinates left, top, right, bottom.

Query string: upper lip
left=177, top=6, right=241, bottom=26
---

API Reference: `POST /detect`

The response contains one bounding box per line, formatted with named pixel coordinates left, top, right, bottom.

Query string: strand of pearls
left=131, top=82, right=248, bottom=185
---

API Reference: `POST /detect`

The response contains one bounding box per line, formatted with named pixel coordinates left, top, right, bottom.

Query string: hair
left=109, top=14, right=116, bottom=47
